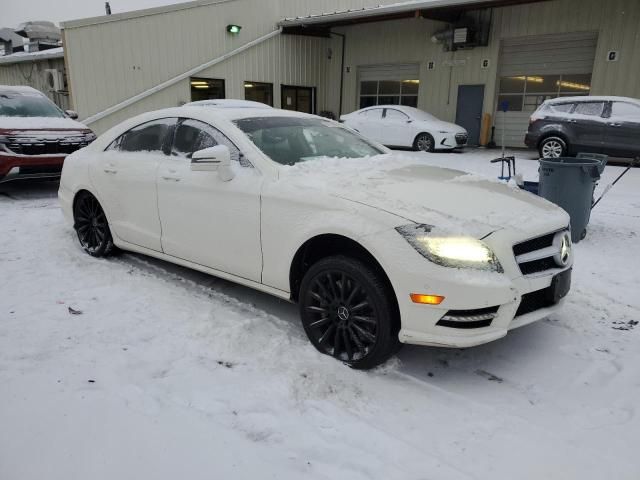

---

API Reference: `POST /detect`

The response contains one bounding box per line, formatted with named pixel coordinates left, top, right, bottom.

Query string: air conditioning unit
left=44, top=68, right=64, bottom=92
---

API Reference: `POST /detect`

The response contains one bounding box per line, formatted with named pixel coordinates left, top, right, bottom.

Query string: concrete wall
left=336, top=0, right=640, bottom=146
left=0, top=57, right=70, bottom=110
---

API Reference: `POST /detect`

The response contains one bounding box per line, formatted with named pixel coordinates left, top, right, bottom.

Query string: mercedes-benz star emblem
left=553, top=232, right=572, bottom=267
left=337, top=306, right=350, bottom=321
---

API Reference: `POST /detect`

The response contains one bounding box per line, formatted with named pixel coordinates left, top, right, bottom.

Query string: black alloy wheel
left=73, top=192, right=114, bottom=257
left=414, top=132, right=435, bottom=152
left=299, top=256, right=400, bottom=369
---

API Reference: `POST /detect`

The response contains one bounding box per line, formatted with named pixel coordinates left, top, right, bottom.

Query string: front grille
left=513, top=230, right=565, bottom=275
left=437, top=306, right=499, bottom=329
left=516, top=286, right=556, bottom=317
left=455, top=133, right=468, bottom=145
left=6, top=140, right=88, bottom=156
left=513, top=232, right=555, bottom=256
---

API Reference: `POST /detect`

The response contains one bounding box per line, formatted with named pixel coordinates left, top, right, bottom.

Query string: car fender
left=260, top=188, right=403, bottom=292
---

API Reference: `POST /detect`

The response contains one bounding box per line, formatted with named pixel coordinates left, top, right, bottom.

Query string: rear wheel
left=539, top=136, right=567, bottom=158
left=73, top=191, right=114, bottom=257
left=413, top=133, right=435, bottom=152
left=299, top=255, right=400, bottom=369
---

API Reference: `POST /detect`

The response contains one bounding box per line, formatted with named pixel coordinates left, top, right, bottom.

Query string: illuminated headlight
left=396, top=224, right=503, bottom=272
left=84, top=132, right=97, bottom=142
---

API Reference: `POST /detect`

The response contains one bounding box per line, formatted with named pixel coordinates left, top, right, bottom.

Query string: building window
left=497, top=74, right=591, bottom=112
left=190, top=77, right=225, bottom=102
left=359, top=79, right=419, bottom=109
left=244, top=81, right=273, bottom=106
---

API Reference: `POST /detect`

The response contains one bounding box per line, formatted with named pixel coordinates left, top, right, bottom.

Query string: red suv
left=0, top=86, right=96, bottom=183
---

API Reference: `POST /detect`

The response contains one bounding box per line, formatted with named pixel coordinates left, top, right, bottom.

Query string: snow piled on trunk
left=1, top=149, right=639, bottom=480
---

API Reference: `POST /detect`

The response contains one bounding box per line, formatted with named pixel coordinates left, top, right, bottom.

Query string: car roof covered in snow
left=343, top=104, right=438, bottom=121
left=545, top=96, right=640, bottom=105
left=184, top=99, right=273, bottom=109
left=0, top=85, right=43, bottom=95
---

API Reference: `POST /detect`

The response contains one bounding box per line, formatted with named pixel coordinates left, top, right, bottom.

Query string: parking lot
left=1, top=148, right=638, bottom=480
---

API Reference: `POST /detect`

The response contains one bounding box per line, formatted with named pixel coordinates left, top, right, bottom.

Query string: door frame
left=280, top=85, right=316, bottom=114
left=455, top=84, right=485, bottom=146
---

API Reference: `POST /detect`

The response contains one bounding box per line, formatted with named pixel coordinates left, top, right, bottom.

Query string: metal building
left=60, top=0, right=640, bottom=147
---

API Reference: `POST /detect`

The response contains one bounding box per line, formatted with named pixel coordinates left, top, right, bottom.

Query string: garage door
left=358, top=64, right=420, bottom=109
left=495, top=32, right=598, bottom=147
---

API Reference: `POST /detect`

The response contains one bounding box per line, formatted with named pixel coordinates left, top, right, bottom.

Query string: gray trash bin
left=538, top=156, right=605, bottom=243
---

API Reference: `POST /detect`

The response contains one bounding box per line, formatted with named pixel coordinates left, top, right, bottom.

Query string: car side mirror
left=191, top=145, right=235, bottom=181
left=65, top=110, right=79, bottom=119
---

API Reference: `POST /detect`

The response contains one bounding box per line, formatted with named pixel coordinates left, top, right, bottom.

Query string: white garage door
left=357, top=64, right=420, bottom=109
left=495, top=32, right=598, bottom=147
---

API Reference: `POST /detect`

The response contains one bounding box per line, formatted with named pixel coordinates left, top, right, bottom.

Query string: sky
left=3, top=0, right=193, bottom=28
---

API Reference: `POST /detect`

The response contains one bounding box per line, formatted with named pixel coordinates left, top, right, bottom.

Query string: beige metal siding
left=62, top=0, right=384, bottom=132
left=499, top=32, right=598, bottom=76
left=0, top=57, right=70, bottom=110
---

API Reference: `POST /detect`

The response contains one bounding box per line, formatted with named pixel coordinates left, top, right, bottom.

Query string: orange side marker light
left=410, top=293, right=445, bottom=305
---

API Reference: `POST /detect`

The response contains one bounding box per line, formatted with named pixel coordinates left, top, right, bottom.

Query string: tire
left=539, top=136, right=567, bottom=158
left=73, top=191, right=115, bottom=257
left=298, top=255, right=401, bottom=369
left=413, top=132, right=435, bottom=153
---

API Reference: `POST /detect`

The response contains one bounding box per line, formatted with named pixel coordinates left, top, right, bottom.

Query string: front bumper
left=435, top=132, right=468, bottom=150
left=364, top=226, right=572, bottom=349
left=398, top=273, right=567, bottom=348
left=0, top=153, right=66, bottom=182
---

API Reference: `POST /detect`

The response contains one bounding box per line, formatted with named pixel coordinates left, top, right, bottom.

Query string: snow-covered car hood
left=280, top=155, right=568, bottom=239
left=0, top=116, right=90, bottom=132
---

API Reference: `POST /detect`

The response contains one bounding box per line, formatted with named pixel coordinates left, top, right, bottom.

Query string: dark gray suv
left=525, top=96, right=640, bottom=158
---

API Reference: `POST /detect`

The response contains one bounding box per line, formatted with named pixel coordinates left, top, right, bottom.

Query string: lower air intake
left=436, top=306, right=499, bottom=329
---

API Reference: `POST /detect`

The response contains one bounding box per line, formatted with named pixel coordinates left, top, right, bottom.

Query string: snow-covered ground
left=1, top=148, right=639, bottom=480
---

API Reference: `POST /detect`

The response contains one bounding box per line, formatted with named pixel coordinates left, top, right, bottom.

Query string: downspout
left=330, top=31, right=345, bottom=118
left=82, top=27, right=283, bottom=125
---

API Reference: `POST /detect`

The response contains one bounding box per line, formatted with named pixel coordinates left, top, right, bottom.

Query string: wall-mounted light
left=244, top=83, right=254, bottom=88
left=226, top=24, right=242, bottom=34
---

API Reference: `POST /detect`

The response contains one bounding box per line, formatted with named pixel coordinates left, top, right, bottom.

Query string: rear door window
left=573, top=102, right=605, bottom=117
left=108, top=118, right=176, bottom=153
left=384, top=109, right=409, bottom=121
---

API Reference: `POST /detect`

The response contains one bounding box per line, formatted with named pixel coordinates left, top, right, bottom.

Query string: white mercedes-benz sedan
left=340, top=105, right=468, bottom=152
left=59, top=106, right=572, bottom=369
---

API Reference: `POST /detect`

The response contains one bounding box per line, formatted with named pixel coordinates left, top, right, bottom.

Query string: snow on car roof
left=184, top=99, right=273, bottom=109
left=545, top=96, right=640, bottom=105
left=0, top=85, right=42, bottom=95
left=350, top=104, right=438, bottom=121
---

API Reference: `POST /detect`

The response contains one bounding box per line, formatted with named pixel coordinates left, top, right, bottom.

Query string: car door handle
left=608, top=123, right=622, bottom=127
left=568, top=119, right=578, bottom=123
left=161, top=176, right=181, bottom=182
left=103, top=168, right=117, bottom=174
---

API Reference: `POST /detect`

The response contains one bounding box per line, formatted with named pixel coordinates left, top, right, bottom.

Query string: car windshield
left=0, top=92, right=64, bottom=118
left=234, top=116, right=385, bottom=165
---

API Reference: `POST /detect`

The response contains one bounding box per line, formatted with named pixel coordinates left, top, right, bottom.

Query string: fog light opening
left=410, top=293, right=445, bottom=305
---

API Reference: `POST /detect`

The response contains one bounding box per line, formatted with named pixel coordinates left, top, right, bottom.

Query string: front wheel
left=299, top=255, right=400, bottom=369
left=413, top=133, right=435, bottom=152
left=73, top=191, right=115, bottom=257
left=539, top=136, right=567, bottom=158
